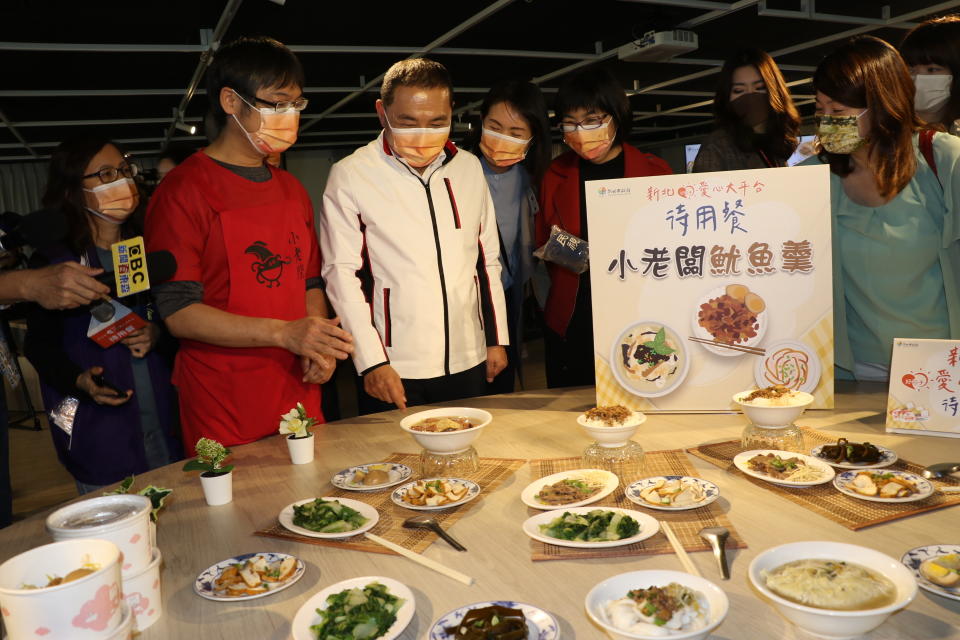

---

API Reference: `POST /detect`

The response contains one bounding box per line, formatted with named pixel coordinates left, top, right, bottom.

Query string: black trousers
left=357, top=362, right=488, bottom=415
left=544, top=280, right=596, bottom=389
left=486, top=285, right=519, bottom=395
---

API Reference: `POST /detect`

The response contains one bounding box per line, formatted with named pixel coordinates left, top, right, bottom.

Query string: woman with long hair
left=25, top=136, right=181, bottom=493
left=693, top=48, right=800, bottom=172
left=463, top=80, right=551, bottom=393
left=900, top=15, right=960, bottom=133
left=536, top=67, right=672, bottom=388
left=809, top=35, right=960, bottom=380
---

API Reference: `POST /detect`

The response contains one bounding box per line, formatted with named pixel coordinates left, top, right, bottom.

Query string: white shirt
left=321, top=133, right=509, bottom=379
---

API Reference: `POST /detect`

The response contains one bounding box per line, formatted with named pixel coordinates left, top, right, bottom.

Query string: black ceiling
left=1, top=0, right=957, bottom=162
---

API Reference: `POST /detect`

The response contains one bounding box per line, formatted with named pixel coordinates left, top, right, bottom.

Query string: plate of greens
left=279, top=497, right=379, bottom=539
left=521, top=507, right=660, bottom=549
left=291, top=576, right=414, bottom=640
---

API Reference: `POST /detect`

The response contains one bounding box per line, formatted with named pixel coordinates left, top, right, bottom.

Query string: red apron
left=176, top=198, right=322, bottom=448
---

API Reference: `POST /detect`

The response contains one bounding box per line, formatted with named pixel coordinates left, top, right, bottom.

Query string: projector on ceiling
left=617, top=30, right=698, bottom=62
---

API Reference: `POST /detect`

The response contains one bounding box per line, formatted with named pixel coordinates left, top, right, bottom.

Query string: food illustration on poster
left=585, top=165, right=834, bottom=410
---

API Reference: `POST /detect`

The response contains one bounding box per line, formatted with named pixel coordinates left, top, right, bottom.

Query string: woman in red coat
left=536, top=68, right=672, bottom=388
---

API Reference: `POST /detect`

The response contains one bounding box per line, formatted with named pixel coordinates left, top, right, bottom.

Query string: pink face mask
left=385, top=115, right=450, bottom=167
left=84, top=178, right=139, bottom=224
left=233, top=91, right=300, bottom=155
left=479, top=128, right=531, bottom=167
left=564, top=120, right=616, bottom=161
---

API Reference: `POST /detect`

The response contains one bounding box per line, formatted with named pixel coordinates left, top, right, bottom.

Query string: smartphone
left=91, top=373, right=127, bottom=398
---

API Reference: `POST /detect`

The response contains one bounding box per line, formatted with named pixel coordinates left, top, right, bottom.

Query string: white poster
left=887, top=338, right=960, bottom=438
left=586, top=165, right=834, bottom=410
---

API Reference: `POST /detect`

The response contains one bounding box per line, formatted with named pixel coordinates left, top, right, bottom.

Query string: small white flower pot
left=199, top=471, right=233, bottom=506
left=286, top=433, right=315, bottom=464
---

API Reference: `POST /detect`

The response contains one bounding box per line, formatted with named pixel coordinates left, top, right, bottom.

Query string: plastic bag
left=533, top=225, right=589, bottom=274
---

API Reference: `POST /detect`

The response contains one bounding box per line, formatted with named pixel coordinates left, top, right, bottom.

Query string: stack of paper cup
left=0, top=539, right=126, bottom=639
left=46, top=495, right=163, bottom=632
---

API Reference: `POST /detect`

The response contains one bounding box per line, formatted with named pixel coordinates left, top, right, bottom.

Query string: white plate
left=901, top=544, right=960, bottom=601
left=429, top=600, right=560, bottom=640
left=754, top=339, right=822, bottom=393
left=733, top=449, right=835, bottom=486
left=194, top=552, right=304, bottom=602
left=810, top=443, right=898, bottom=469
left=833, top=469, right=935, bottom=503
left=608, top=320, right=691, bottom=398
left=291, top=576, right=414, bottom=640
left=522, top=506, right=660, bottom=549
left=278, top=497, right=379, bottom=538
left=520, top=469, right=619, bottom=510
left=331, top=462, right=413, bottom=491
left=692, top=284, right=767, bottom=357
left=390, top=477, right=481, bottom=511
left=624, top=475, right=720, bottom=511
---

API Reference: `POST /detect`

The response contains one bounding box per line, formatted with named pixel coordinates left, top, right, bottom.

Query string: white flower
left=281, top=408, right=299, bottom=423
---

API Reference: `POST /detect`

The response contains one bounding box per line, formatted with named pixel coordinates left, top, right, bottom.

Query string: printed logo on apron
left=244, top=240, right=292, bottom=288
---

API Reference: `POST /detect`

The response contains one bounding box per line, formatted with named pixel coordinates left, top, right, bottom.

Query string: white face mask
left=83, top=177, right=138, bottom=224
left=914, top=74, right=952, bottom=114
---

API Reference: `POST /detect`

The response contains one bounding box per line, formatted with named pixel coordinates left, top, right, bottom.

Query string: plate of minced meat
left=520, top=469, right=619, bottom=510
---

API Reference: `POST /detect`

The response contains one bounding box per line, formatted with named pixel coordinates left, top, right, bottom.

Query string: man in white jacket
left=321, top=59, right=508, bottom=412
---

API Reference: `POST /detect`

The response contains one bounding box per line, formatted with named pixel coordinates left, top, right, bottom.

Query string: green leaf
left=646, top=327, right=676, bottom=356
left=103, top=475, right=136, bottom=495
left=183, top=458, right=212, bottom=473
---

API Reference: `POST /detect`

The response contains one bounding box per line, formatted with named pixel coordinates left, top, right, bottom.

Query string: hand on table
left=121, top=323, right=160, bottom=358
left=301, top=354, right=335, bottom=384
left=280, top=316, right=353, bottom=362
left=364, top=365, right=407, bottom=410
left=75, top=366, right=132, bottom=406
left=486, top=345, right=508, bottom=383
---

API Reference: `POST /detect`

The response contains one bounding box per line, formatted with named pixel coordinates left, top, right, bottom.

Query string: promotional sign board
left=887, top=338, right=960, bottom=438
left=585, top=165, right=834, bottom=410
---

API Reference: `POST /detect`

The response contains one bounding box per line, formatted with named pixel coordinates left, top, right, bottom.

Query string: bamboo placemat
left=254, top=453, right=525, bottom=554
left=687, top=427, right=960, bottom=530
left=527, top=450, right=746, bottom=561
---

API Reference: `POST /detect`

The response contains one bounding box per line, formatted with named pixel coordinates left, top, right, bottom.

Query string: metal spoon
left=698, top=526, right=730, bottom=580
left=402, top=515, right=467, bottom=551
left=922, top=462, right=960, bottom=479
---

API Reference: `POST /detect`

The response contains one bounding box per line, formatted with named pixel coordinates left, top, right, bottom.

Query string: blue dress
left=806, top=132, right=960, bottom=376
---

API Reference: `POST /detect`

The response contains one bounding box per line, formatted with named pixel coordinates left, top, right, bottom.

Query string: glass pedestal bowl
left=582, top=440, right=645, bottom=485
left=419, top=446, right=480, bottom=477
left=741, top=423, right=804, bottom=453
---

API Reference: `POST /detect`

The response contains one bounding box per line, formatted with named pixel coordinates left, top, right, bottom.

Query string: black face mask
left=730, top=92, right=771, bottom=128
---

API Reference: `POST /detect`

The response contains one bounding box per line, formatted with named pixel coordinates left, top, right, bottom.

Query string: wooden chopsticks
left=688, top=336, right=765, bottom=356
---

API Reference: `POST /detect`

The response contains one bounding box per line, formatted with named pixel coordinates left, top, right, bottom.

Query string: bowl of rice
left=733, top=385, right=813, bottom=426
left=577, top=405, right=646, bottom=447
left=584, top=570, right=728, bottom=640
left=748, top=541, right=917, bottom=639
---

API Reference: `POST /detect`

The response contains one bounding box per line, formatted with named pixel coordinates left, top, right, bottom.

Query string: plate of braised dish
left=811, top=438, right=897, bottom=469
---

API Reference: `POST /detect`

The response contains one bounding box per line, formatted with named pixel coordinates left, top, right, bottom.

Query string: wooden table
left=2, top=382, right=959, bottom=639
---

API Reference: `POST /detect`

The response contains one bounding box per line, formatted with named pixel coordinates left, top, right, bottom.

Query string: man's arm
left=0, top=262, right=109, bottom=309
left=320, top=162, right=391, bottom=375
left=320, top=162, right=407, bottom=408
left=164, top=303, right=351, bottom=362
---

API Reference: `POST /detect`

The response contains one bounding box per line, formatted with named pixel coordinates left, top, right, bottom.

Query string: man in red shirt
left=146, top=37, right=352, bottom=447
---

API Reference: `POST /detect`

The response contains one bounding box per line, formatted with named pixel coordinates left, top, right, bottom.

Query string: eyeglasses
left=82, top=162, right=140, bottom=184
left=238, top=91, right=309, bottom=114
left=559, top=113, right=609, bottom=133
